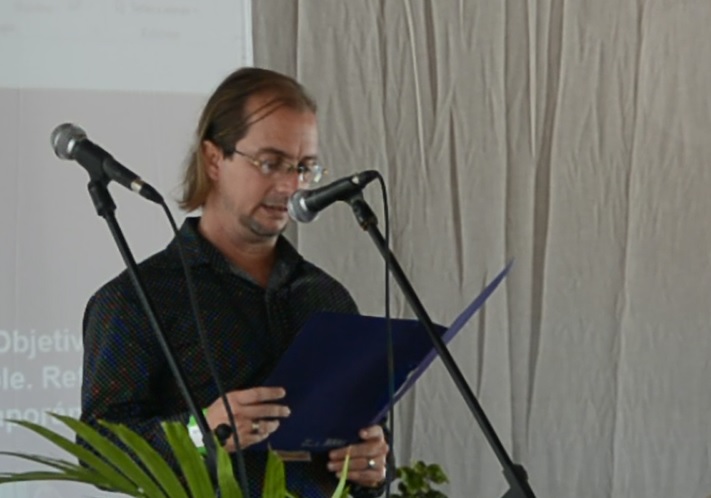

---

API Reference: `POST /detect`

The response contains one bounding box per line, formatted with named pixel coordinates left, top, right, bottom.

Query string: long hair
left=180, top=67, right=317, bottom=211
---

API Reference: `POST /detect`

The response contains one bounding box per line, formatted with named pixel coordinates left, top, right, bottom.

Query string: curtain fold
left=252, top=1, right=711, bottom=496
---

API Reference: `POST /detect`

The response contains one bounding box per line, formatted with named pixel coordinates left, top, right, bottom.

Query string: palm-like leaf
left=216, top=439, right=244, bottom=498
left=104, top=420, right=189, bottom=498
left=0, top=415, right=154, bottom=495
left=0, top=413, right=351, bottom=498
left=162, top=421, right=214, bottom=498
left=331, top=451, right=351, bottom=498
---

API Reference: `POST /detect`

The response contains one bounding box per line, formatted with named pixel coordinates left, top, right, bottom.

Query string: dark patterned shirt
left=80, top=217, right=380, bottom=497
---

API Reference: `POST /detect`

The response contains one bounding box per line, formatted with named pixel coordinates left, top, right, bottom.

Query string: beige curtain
left=254, top=1, right=711, bottom=496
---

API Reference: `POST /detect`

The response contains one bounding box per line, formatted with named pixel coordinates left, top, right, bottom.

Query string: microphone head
left=51, top=123, right=87, bottom=160
left=287, top=190, right=319, bottom=223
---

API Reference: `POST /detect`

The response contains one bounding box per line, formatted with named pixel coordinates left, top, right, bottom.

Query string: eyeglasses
left=231, top=149, right=326, bottom=184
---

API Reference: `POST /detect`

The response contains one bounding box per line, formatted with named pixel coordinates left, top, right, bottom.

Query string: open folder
left=251, top=262, right=512, bottom=453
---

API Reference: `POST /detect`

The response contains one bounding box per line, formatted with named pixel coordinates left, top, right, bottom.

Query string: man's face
left=204, top=98, right=318, bottom=243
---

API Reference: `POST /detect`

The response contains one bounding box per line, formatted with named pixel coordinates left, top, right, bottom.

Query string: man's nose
left=273, top=171, right=300, bottom=196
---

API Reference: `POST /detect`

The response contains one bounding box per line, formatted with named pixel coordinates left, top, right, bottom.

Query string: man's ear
left=201, top=140, right=224, bottom=180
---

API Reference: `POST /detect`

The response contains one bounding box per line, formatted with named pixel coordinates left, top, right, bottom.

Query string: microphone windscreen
left=51, top=123, right=86, bottom=160
left=287, top=190, right=318, bottom=223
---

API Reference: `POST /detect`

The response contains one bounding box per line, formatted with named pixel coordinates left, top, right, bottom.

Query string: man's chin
left=245, top=218, right=288, bottom=239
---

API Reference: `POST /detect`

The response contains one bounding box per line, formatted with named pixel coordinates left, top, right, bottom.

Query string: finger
left=337, top=467, right=387, bottom=488
left=328, top=455, right=385, bottom=473
left=231, top=387, right=286, bottom=405
left=329, top=426, right=385, bottom=458
left=207, top=405, right=289, bottom=436
left=225, top=431, right=267, bottom=451
left=241, top=419, right=281, bottom=447
left=330, top=441, right=388, bottom=461
left=244, top=419, right=281, bottom=439
left=224, top=419, right=281, bottom=451
left=358, top=425, right=384, bottom=440
left=238, top=403, right=291, bottom=419
left=207, top=388, right=287, bottom=424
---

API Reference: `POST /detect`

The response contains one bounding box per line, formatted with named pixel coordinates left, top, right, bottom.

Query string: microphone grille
left=51, top=123, right=86, bottom=160
left=287, top=190, right=318, bottom=223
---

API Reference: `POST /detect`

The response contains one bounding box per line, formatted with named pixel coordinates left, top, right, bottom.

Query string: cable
left=375, top=173, right=395, bottom=498
left=160, top=202, right=249, bottom=496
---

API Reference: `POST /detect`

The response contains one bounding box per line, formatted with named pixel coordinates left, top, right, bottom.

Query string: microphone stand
left=85, top=176, right=223, bottom=491
left=347, top=193, right=535, bottom=498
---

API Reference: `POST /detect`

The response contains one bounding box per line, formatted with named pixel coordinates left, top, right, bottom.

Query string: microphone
left=287, top=170, right=379, bottom=223
left=50, top=123, right=163, bottom=204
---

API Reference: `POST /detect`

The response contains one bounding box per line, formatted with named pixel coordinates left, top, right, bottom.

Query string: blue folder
left=253, top=262, right=512, bottom=453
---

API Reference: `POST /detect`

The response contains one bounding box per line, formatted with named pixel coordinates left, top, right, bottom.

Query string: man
left=80, top=67, right=389, bottom=497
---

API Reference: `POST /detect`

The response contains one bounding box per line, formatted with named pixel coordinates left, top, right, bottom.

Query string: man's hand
left=205, top=387, right=290, bottom=451
left=327, top=425, right=389, bottom=488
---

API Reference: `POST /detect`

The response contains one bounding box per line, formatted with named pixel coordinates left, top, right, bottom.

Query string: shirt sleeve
left=78, top=277, right=188, bottom=469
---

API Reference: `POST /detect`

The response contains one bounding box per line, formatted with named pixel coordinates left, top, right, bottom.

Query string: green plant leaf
left=216, top=443, right=243, bottom=498
left=331, top=450, right=350, bottom=498
left=425, top=464, right=448, bottom=485
left=51, top=414, right=163, bottom=497
left=0, top=471, right=103, bottom=485
left=0, top=451, right=88, bottom=474
left=398, top=467, right=413, bottom=489
left=0, top=451, right=145, bottom=493
left=262, top=449, right=287, bottom=498
left=5, top=417, right=145, bottom=495
left=0, top=456, right=113, bottom=491
left=162, top=422, right=214, bottom=498
left=2, top=414, right=368, bottom=498
left=410, top=472, right=426, bottom=492
left=53, top=414, right=167, bottom=498
left=392, top=460, right=450, bottom=497
left=102, top=420, right=189, bottom=498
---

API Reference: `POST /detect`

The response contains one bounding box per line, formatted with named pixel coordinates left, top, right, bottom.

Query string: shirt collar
left=167, top=217, right=304, bottom=288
